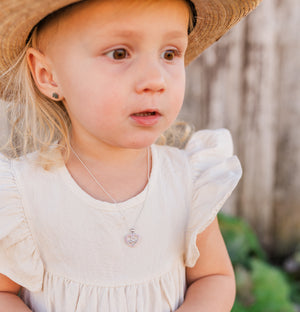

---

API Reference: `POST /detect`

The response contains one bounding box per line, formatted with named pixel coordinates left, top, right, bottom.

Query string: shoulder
left=0, top=152, right=12, bottom=173
left=184, top=128, right=241, bottom=180
left=0, top=150, right=39, bottom=170
left=154, top=142, right=189, bottom=165
left=0, top=152, right=39, bottom=210
left=0, top=153, right=17, bottom=190
left=152, top=142, right=191, bottom=184
left=0, top=152, right=35, bottom=193
left=185, top=128, right=234, bottom=162
left=0, top=153, right=44, bottom=291
left=183, top=129, right=243, bottom=267
left=154, top=128, right=236, bottom=174
left=0, top=151, right=61, bottom=207
left=0, top=150, right=59, bottom=179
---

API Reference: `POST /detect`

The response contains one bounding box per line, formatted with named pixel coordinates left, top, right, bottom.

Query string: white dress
left=0, top=129, right=242, bottom=312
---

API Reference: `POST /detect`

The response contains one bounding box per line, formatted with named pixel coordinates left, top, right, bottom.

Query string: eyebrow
left=105, top=29, right=188, bottom=40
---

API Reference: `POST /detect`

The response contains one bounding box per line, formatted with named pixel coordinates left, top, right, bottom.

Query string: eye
left=161, top=49, right=178, bottom=61
left=106, top=48, right=129, bottom=60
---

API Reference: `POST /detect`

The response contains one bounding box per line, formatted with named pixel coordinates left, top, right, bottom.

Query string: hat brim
left=186, top=0, right=262, bottom=65
left=0, top=0, right=262, bottom=86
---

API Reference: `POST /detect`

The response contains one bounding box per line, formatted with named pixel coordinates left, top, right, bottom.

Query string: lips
left=133, top=112, right=156, bottom=117
left=130, top=110, right=161, bottom=126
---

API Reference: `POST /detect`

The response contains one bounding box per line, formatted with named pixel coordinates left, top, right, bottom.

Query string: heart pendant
left=125, top=228, right=139, bottom=247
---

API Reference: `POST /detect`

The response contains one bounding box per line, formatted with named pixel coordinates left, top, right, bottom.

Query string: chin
left=125, top=135, right=160, bottom=149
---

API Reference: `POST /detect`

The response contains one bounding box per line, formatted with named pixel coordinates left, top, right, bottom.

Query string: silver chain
left=70, top=145, right=150, bottom=247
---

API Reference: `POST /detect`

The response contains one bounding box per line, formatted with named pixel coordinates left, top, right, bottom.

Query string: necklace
left=70, top=146, right=150, bottom=247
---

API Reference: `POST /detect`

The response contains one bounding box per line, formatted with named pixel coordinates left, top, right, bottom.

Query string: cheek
left=54, top=56, right=99, bottom=99
left=59, top=70, right=118, bottom=112
left=169, top=68, right=186, bottom=111
left=68, top=84, right=123, bottom=126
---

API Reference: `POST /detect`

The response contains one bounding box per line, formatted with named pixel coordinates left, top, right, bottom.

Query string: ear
left=27, top=48, right=63, bottom=101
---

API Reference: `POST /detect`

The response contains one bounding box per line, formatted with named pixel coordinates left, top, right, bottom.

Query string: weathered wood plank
left=273, top=0, right=300, bottom=255
left=181, top=0, right=300, bottom=256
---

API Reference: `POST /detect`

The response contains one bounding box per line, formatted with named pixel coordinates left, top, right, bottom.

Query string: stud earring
left=52, top=92, right=59, bottom=100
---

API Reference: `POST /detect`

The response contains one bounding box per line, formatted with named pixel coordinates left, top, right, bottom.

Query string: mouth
left=130, top=110, right=161, bottom=126
left=132, top=111, right=157, bottom=117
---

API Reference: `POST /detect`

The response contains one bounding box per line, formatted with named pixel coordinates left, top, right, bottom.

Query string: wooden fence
left=181, top=0, right=300, bottom=256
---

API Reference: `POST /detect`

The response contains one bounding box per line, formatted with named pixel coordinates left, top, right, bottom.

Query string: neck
left=69, top=132, right=149, bottom=168
left=64, top=133, right=152, bottom=203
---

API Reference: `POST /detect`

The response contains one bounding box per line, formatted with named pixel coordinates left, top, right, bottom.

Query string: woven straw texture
left=0, top=0, right=262, bottom=95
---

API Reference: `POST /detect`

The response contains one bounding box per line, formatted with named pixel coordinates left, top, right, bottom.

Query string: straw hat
left=0, top=0, right=262, bottom=93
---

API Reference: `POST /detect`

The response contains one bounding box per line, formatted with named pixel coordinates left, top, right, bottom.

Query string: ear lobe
left=27, top=48, right=61, bottom=99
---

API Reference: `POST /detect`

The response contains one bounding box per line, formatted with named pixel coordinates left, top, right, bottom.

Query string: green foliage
left=234, top=265, right=255, bottom=306
left=291, top=279, right=300, bottom=305
left=218, top=213, right=265, bottom=267
left=218, top=213, right=297, bottom=312
left=249, top=259, right=295, bottom=312
left=286, top=249, right=300, bottom=305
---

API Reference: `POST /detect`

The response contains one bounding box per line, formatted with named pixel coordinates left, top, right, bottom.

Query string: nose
left=134, top=58, right=167, bottom=94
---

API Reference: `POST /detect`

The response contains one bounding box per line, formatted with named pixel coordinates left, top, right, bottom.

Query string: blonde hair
left=1, top=28, right=71, bottom=168
left=0, top=0, right=195, bottom=168
left=156, top=121, right=194, bottom=149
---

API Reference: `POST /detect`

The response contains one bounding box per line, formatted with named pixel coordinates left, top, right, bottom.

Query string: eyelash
left=104, top=48, right=183, bottom=61
left=161, top=49, right=182, bottom=61
left=105, top=48, right=129, bottom=60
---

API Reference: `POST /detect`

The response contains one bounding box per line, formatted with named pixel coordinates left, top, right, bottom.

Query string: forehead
left=36, top=0, right=190, bottom=46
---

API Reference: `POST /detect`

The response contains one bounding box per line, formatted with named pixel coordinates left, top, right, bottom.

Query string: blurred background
left=180, top=0, right=300, bottom=310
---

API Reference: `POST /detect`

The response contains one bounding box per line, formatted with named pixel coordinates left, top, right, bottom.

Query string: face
left=33, top=0, right=190, bottom=150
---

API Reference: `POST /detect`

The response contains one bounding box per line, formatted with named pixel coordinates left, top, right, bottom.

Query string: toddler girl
left=0, top=0, right=261, bottom=311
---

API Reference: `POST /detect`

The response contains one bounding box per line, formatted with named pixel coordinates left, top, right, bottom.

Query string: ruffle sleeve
left=184, top=129, right=242, bottom=267
left=0, top=154, right=44, bottom=291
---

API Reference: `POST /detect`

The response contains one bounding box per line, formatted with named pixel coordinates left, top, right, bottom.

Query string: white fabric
left=0, top=129, right=242, bottom=312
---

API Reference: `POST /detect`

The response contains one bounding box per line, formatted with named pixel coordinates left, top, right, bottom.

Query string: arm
left=176, top=217, right=235, bottom=312
left=0, top=274, right=31, bottom=312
